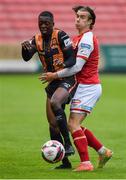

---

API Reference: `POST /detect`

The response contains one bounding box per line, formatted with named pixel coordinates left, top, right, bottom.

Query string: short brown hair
left=72, top=6, right=96, bottom=29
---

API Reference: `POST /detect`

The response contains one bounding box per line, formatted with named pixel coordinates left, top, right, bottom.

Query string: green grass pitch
left=0, top=74, right=126, bottom=179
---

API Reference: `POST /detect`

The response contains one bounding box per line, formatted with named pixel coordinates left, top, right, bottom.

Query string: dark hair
left=72, top=6, right=96, bottom=29
left=38, top=11, right=54, bottom=22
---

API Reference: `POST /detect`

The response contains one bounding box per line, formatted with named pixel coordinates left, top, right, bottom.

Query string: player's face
left=39, top=16, right=54, bottom=36
left=75, top=10, right=92, bottom=33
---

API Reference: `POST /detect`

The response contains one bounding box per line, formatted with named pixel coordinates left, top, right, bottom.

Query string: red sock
left=72, top=129, right=89, bottom=162
left=81, top=126, right=103, bottom=151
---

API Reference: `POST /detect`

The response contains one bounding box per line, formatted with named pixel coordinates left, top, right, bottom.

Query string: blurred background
left=0, top=0, right=126, bottom=73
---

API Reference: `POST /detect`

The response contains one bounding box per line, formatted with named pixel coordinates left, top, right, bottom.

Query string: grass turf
left=0, top=74, right=126, bottom=179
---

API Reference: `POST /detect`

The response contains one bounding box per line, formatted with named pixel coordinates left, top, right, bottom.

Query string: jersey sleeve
left=58, top=30, right=72, bottom=50
left=58, top=30, right=76, bottom=68
left=77, top=32, right=94, bottom=60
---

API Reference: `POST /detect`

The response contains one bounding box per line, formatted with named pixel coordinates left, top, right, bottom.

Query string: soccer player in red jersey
left=40, top=6, right=113, bottom=171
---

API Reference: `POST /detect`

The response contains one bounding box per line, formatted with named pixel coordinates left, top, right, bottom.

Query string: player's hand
left=38, top=73, right=48, bottom=84
left=21, top=41, right=33, bottom=51
left=39, top=72, right=58, bottom=83
left=53, top=59, right=65, bottom=68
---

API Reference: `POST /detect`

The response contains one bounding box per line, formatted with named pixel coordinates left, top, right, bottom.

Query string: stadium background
left=0, top=0, right=126, bottom=179
left=0, top=0, right=126, bottom=72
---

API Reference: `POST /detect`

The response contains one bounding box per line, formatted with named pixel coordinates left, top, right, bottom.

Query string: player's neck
left=78, top=28, right=90, bottom=35
left=42, top=29, right=53, bottom=40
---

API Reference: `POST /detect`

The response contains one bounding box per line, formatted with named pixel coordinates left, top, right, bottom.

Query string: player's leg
left=46, top=97, right=72, bottom=169
left=68, top=84, right=103, bottom=171
left=46, top=97, right=62, bottom=142
left=71, top=83, right=112, bottom=169
left=68, top=112, right=94, bottom=171
left=81, top=126, right=103, bottom=151
left=45, top=80, right=75, bottom=156
left=50, top=87, right=75, bottom=156
left=81, top=126, right=113, bottom=168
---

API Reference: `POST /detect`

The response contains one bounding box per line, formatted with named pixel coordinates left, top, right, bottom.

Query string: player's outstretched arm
left=39, top=57, right=86, bottom=82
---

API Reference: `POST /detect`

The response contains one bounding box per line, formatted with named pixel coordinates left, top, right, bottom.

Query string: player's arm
left=58, top=31, right=76, bottom=68
left=39, top=40, right=88, bottom=81
left=57, top=57, right=85, bottom=77
left=39, top=37, right=93, bottom=81
left=21, top=37, right=37, bottom=61
left=39, top=57, right=86, bottom=82
left=57, top=35, right=94, bottom=78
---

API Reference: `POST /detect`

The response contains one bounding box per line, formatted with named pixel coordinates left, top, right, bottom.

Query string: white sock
left=81, top=161, right=91, bottom=164
left=98, top=146, right=106, bottom=155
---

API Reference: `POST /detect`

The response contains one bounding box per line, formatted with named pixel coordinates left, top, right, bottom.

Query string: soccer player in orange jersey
left=40, top=6, right=113, bottom=171
left=21, top=11, right=78, bottom=169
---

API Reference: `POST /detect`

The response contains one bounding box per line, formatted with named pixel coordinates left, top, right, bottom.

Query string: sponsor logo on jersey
left=71, top=99, right=81, bottom=104
left=79, top=48, right=90, bottom=56
left=64, top=38, right=72, bottom=47
left=62, top=82, right=71, bottom=89
left=80, top=43, right=91, bottom=49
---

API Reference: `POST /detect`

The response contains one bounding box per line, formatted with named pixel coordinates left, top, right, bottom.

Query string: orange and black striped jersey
left=35, top=29, right=65, bottom=72
left=22, top=29, right=76, bottom=73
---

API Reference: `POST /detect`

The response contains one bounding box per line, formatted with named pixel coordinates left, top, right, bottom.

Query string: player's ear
left=88, top=19, right=92, bottom=26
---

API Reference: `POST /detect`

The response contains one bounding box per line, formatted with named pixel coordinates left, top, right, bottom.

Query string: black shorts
left=45, top=76, right=78, bottom=104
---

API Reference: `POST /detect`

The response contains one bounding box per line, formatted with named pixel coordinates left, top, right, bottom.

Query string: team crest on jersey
left=64, top=38, right=72, bottom=47
left=80, top=43, right=91, bottom=49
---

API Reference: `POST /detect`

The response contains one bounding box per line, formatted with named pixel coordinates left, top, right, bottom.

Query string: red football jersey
left=72, top=31, right=100, bottom=84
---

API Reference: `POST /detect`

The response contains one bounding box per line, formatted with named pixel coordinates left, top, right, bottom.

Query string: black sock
left=53, top=108, right=72, bottom=146
left=49, top=126, right=64, bottom=144
left=49, top=126, right=70, bottom=165
left=62, top=156, right=71, bottom=165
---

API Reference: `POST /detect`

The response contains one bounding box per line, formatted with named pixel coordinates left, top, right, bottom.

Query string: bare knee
left=68, top=113, right=86, bottom=133
left=50, top=97, right=61, bottom=110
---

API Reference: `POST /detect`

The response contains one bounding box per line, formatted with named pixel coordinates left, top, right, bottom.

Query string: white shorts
left=70, top=84, right=102, bottom=114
